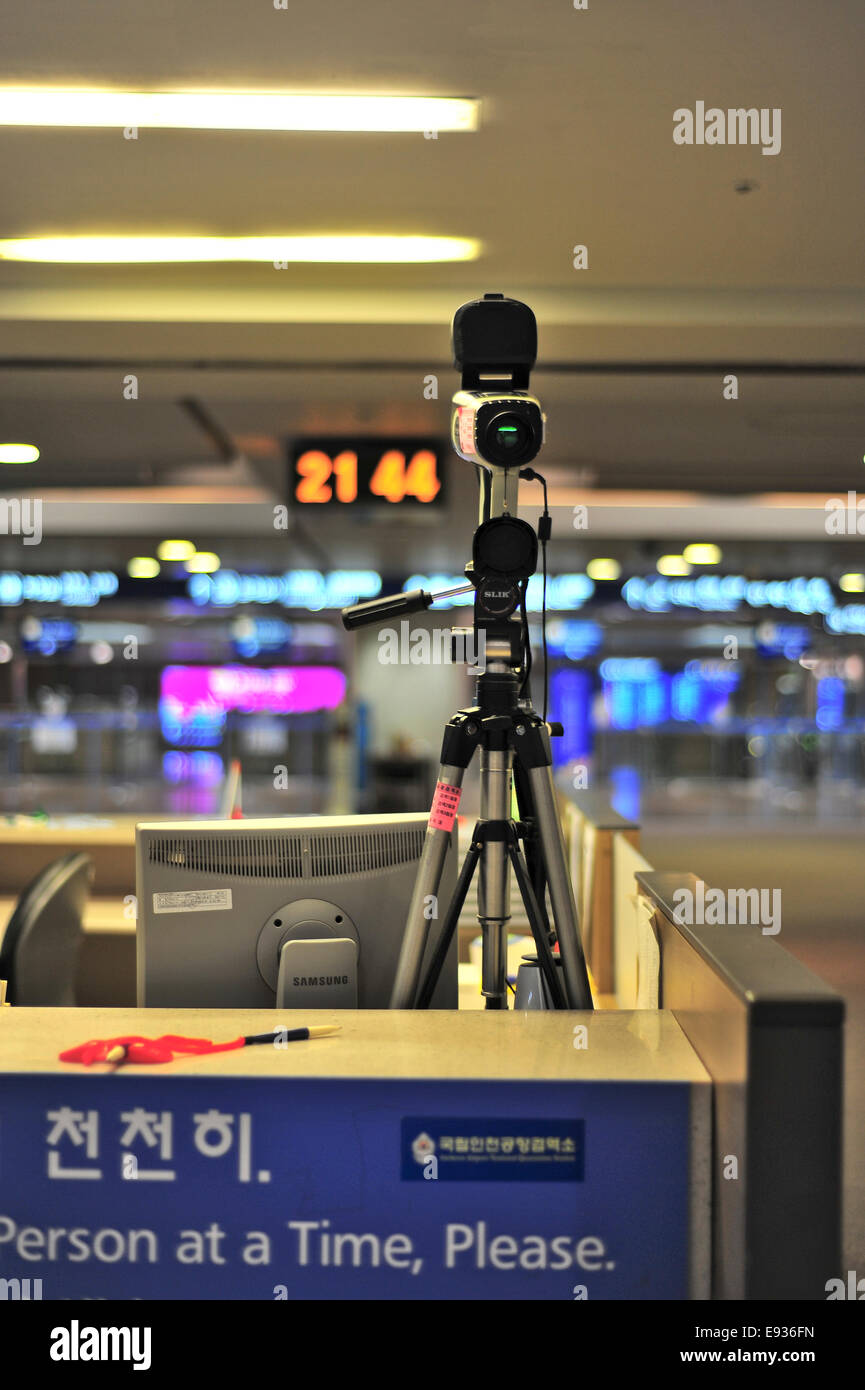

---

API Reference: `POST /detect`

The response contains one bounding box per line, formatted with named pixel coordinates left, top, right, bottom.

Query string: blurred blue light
left=599, top=658, right=660, bottom=681
left=624, top=575, right=835, bottom=616
left=0, top=571, right=118, bottom=607
left=816, top=677, right=845, bottom=731
left=610, top=765, right=641, bottom=821
left=826, top=605, right=865, bottom=635
left=549, top=668, right=593, bottom=762
left=410, top=573, right=595, bottom=612
left=189, top=570, right=382, bottom=609
left=546, top=620, right=603, bottom=660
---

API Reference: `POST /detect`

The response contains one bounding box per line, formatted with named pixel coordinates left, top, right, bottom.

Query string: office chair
left=0, top=851, right=93, bottom=1005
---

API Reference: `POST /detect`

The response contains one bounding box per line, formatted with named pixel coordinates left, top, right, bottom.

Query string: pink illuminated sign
left=160, top=665, right=347, bottom=718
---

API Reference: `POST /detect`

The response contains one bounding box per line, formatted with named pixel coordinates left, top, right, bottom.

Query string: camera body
left=450, top=293, right=544, bottom=470
left=452, top=389, right=545, bottom=469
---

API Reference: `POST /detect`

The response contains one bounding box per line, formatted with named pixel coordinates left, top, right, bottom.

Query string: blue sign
left=598, top=659, right=739, bottom=731
left=0, top=1074, right=694, bottom=1300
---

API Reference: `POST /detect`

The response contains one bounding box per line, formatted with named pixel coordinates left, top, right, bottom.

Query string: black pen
left=244, top=1026, right=342, bottom=1045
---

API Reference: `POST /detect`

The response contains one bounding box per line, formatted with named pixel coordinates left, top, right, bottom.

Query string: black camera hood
left=451, top=292, right=537, bottom=391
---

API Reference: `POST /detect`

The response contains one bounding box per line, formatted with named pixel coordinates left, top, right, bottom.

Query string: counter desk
left=0, top=1006, right=710, bottom=1300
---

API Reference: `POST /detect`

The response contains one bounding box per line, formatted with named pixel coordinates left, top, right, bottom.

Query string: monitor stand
left=276, top=938, right=359, bottom=1009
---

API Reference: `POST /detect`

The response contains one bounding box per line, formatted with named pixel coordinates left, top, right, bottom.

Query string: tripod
left=340, top=293, right=594, bottom=1011
left=388, top=618, right=593, bottom=1011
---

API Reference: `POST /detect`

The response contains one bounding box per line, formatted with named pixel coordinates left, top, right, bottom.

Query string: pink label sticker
left=457, top=406, right=475, bottom=457
left=429, top=781, right=462, bottom=832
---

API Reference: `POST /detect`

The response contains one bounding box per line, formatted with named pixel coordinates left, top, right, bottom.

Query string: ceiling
left=1, top=0, right=864, bottom=557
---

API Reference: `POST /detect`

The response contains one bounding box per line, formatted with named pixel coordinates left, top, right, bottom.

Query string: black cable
left=519, top=468, right=551, bottom=720
left=518, top=588, right=532, bottom=696
left=540, top=484, right=549, bottom=722
left=476, top=464, right=491, bottom=522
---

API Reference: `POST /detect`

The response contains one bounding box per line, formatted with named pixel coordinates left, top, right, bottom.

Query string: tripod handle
left=342, top=582, right=475, bottom=631
left=341, top=588, right=434, bottom=631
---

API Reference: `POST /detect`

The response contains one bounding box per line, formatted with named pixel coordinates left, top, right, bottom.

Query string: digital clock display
left=290, top=438, right=445, bottom=507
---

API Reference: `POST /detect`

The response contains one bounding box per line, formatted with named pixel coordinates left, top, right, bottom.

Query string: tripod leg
left=507, top=842, right=567, bottom=1010
left=415, top=838, right=481, bottom=1009
left=389, top=764, right=465, bottom=1007
left=513, top=759, right=552, bottom=935
left=526, top=763, right=593, bottom=1009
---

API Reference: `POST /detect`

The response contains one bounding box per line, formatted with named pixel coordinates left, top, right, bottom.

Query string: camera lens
left=476, top=401, right=542, bottom=467
left=491, top=415, right=529, bottom=453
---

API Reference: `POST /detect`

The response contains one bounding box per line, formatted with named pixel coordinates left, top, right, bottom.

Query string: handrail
left=637, top=869, right=844, bottom=1301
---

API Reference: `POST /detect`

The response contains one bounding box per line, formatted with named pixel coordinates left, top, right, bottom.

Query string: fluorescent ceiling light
left=0, top=442, right=39, bottom=464
left=0, top=235, right=480, bottom=264
left=0, top=89, right=478, bottom=133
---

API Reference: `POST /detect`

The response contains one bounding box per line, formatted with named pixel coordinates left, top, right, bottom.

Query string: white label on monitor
left=152, top=889, right=233, bottom=914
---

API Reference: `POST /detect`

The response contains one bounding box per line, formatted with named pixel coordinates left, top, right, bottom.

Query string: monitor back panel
left=136, top=814, right=457, bottom=1009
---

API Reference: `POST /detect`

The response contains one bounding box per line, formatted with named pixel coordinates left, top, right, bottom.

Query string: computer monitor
left=135, top=813, right=457, bottom=1008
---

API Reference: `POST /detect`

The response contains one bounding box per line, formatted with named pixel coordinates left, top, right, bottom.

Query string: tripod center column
left=478, top=746, right=513, bottom=1005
